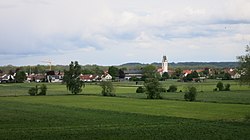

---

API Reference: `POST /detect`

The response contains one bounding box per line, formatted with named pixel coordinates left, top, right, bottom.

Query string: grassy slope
left=0, top=97, right=250, bottom=140
left=0, top=80, right=250, bottom=104
left=2, top=96, right=250, bottom=121
left=0, top=81, right=250, bottom=139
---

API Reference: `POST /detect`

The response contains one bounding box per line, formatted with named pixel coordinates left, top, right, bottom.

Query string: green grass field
left=0, top=80, right=250, bottom=139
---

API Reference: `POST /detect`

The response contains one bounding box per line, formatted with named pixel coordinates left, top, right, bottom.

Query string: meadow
left=0, top=80, right=250, bottom=139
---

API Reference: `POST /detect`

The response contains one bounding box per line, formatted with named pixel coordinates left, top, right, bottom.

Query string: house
left=0, top=74, right=15, bottom=83
left=80, top=74, right=99, bottom=82
left=27, top=74, right=45, bottom=82
left=124, top=69, right=143, bottom=80
left=101, top=73, right=112, bottom=81
left=46, top=71, right=63, bottom=83
left=183, top=70, right=192, bottom=77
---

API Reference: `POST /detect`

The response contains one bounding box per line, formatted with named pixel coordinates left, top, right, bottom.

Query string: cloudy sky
left=0, top=0, right=250, bottom=66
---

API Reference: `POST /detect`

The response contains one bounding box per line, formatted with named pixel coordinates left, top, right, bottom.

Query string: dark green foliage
left=108, top=66, right=119, bottom=79
left=161, top=72, right=169, bottom=80
left=223, top=73, right=232, bottom=80
left=215, top=82, right=230, bottom=92
left=142, top=65, right=157, bottom=80
left=216, top=81, right=224, bottom=91
left=28, top=84, right=47, bottom=96
left=15, top=71, right=27, bottom=83
left=28, top=87, right=38, bottom=96
left=100, top=81, right=115, bottom=96
left=237, top=45, right=250, bottom=86
left=225, top=84, right=231, bottom=91
left=63, top=61, right=84, bottom=94
left=168, top=85, right=177, bottom=92
left=39, top=84, right=47, bottom=95
left=184, top=86, right=197, bottom=101
left=136, top=86, right=145, bottom=93
left=118, top=69, right=125, bottom=79
left=144, top=78, right=162, bottom=99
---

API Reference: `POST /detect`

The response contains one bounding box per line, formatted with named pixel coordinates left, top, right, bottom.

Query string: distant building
left=162, top=55, right=168, bottom=73
left=124, top=69, right=143, bottom=80
left=158, top=55, right=169, bottom=76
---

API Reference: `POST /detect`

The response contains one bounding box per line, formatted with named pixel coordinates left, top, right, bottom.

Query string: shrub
left=224, top=84, right=231, bottom=91
left=28, top=87, right=38, bottom=96
left=159, top=87, right=167, bottom=92
left=28, top=85, right=48, bottom=96
left=136, top=86, right=145, bottom=93
left=184, top=86, right=197, bottom=101
left=39, top=84, right=47, bottom=95
left=213, top=88, right=218, bottom=91
left=100, top=81, right=115, bottom=96
left=144, top=78, right=162, bottom=99
left=168, top=85, right=177, bottom=92
left=216, top=81, right=224, bottom=91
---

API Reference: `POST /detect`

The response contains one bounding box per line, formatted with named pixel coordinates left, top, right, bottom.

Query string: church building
left=158, top=55, right=169, bottom=76
left=162, top=55, right=168, bottom=73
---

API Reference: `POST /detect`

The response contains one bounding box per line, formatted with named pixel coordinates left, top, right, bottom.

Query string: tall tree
left=144, top=78, right=162, bottom=99
left=15, top=71, right=27, bottom=83
left=63, top=61, right=84, bottom=94
left=161, top=72, right=169, bottom=80
left=108, top=66, right=119, bottom=78
left=237, top=45, right=250, bottom=86
left=142, top=65, right=157, bottom=80
left=118, top=69, right=125, bottom=79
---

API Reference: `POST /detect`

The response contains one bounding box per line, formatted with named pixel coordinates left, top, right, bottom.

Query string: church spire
left=162, top=55, right=168, bottom=73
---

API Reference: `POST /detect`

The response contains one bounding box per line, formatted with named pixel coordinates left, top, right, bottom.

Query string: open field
left=0, top=80, right=250, bottom=139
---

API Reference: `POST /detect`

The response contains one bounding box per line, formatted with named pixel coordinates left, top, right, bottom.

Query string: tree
left=15, top=71, right=27, bottom=83
left=108, top=66, right=119, bottom=79
left=136, top=86, right=145, bottom=93
left=100, top=81, right=115, bottom=96
left=167, top=85, right=177, bottom=92
left=118, top=69, right=125, bottom=79
left=237, top=45, right=250, bottom=86
left=216, top=81, right=224, bottom=91
left=63, top=61, right=84, bottom=94
left=161, top=72, right=169, bottom=81
left=39, top=84, right=47, bottom=95
left=184, top=86, right=197, bottom=101
left=144, top=78, right=162, bottom=99
left=224, top=84, right=231, bottom=91
left=82, top=69, right=94, bottom=75
left=142, top=65, right=157, bottom=80
left=172, top=68, right=182, bottom=79
left=223, top=73, right=232, bottom=80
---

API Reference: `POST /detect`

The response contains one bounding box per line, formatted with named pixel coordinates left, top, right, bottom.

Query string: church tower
left=162, top=55, right=168, bottom=73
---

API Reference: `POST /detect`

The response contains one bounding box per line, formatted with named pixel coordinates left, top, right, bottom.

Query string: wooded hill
left=0, top=62, right=239, bottom=74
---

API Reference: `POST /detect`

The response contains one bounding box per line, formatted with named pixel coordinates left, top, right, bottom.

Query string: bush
left=28, top=87, right=38, bottom=96
left=216, top=81, right=224, bottom=91
left=136, top=86, right=145, bottom=93
left=224, top=84, right=231, bottom=91
left=144, top=78, right=162, bottom=99
left=168, top=85, right=177, bottom=92
left=100, top=81, right=115, bottom=96
left=184, top=86, right=197, bottom=101
left=159, top=87, right=167, bottom=92
left=39, top=84, right=47, bottom=95
left=28, top=85, right=47, bottom=96
left=213, top=88, right=218, bottom=91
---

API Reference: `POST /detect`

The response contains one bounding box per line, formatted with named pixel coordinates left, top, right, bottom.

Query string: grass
left=0, top=80, right=250, bottom=139
left=1, top=96, right=250, bottom=140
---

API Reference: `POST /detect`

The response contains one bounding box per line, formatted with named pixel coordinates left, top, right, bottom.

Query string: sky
left=0, top=0, right=250, bottom=66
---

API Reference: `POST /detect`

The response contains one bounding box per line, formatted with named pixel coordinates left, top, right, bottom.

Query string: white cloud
left=0, top=0, right=250, bottom=66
